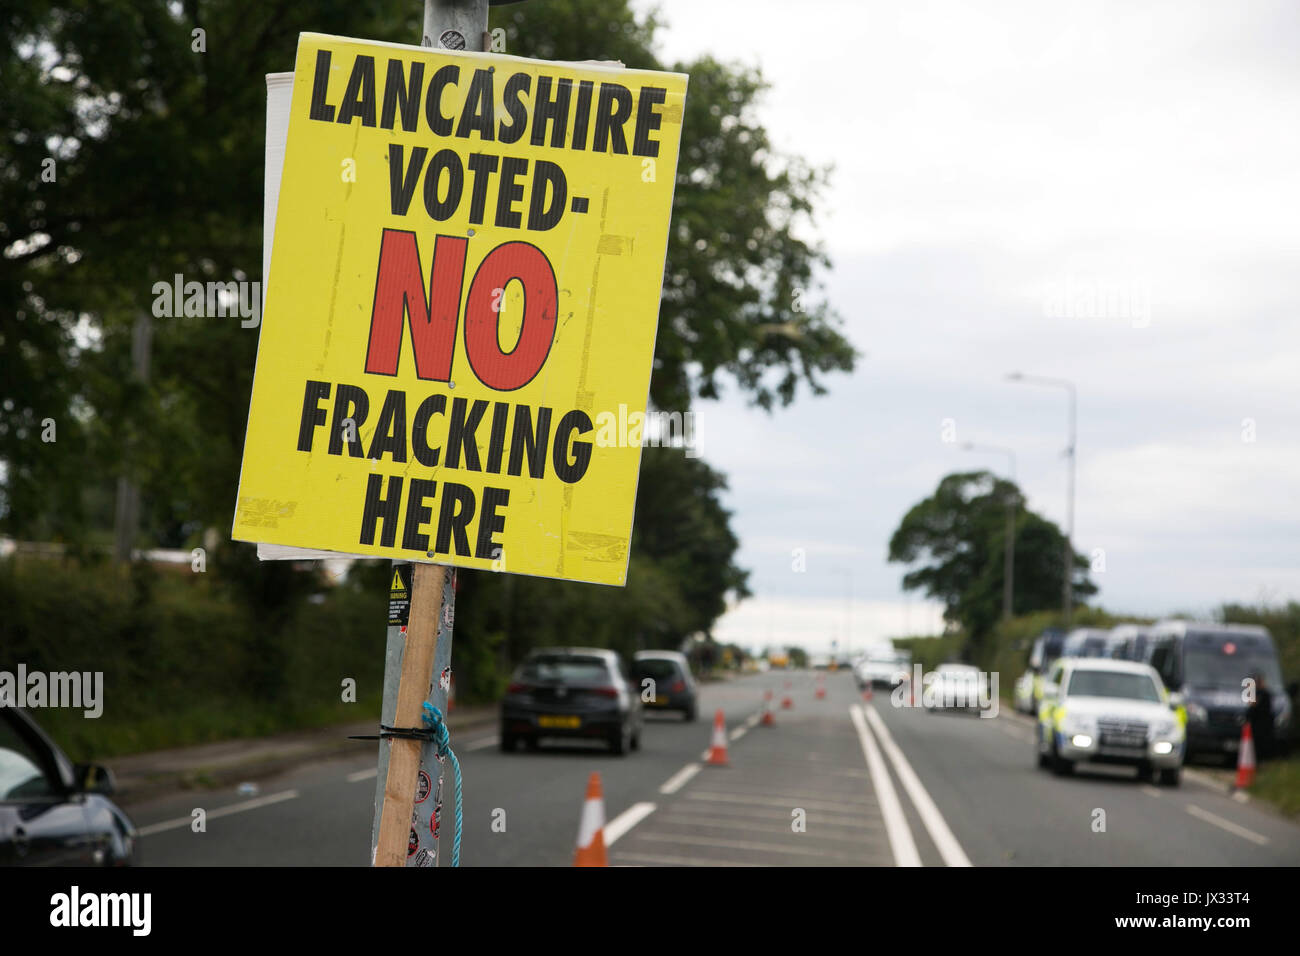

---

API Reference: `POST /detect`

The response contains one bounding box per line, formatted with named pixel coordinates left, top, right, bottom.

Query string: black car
left=0, top=707, right=137, bottom=866
left=500, top=648, right=644, bottom=754
left=632, top=650, right=698, bottom=721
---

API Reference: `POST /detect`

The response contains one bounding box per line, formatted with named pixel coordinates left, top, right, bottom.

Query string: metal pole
left=961, top=443, right=1016, bottom=621
left=369, top=0, right=489, bottom=867
left=1063, top=383, right=1076, bottom=630
left=1005, top=373, right=1077, bottom=629
left=112, top=311, right=152, bottom=563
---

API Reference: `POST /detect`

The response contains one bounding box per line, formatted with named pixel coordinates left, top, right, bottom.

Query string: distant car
left=1035, top=658, right=1184, bottom=785
left=632, top=650, right=698, bottom=721
left=0, top=707, right=137, bottom=865
left=855, top=649, right=910, bottom=689
left=925, top=664, right=988, bottom=714
left=1106, top=624, right=1151, bottom=661
left=1013, top=670, right=1036, bottom=715
left=500, top=648, right=644, bottom=754
left=1014, top=629, right=1066, bottom=715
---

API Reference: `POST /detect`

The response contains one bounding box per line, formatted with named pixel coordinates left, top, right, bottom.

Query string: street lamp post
left=961, top=442, right=1017, bottom=621
left=1006, top=372, right=1077, bottom=629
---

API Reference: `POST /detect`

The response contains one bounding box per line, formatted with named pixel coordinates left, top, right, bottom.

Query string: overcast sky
left=632, top=0, right=1300, bottom=653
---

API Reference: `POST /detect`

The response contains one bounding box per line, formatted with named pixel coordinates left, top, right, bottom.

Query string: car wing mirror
left=75, top=763, right=116, bottom=796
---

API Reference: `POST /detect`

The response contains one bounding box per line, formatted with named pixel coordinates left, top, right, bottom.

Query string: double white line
left=849, top=703, right=972, bottom=867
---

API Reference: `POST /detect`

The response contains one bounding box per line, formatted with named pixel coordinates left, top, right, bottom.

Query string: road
left=125, top=672, right=1300, bottom=866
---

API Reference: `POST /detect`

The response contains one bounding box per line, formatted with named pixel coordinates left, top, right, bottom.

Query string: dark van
left=1142, top=620, right=1293, bottom=761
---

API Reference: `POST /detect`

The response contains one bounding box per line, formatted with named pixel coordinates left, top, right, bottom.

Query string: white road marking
left=604, top=801, right=656, bottom=846
left=744, top=712, right=762, bottom=729
left=613, top=851, right=760, bottom=867
left=1232, top=791, right=1250, bottom=803
left=664, top=804, right=880, bottom=827
left=346, top=767, right=378, bottom=783
left=686, top=791, right=872, bottom=814
left=1139, top=785, right=1163, bottom=798
left=656, top=813, right=883, bottom=835
left=636, top=831, right=875, bottom=863
left=849, top=704, right=921, bottom=867
left=864, top=704, right=973, bottom=867
left=136, top=789, right=300, bottom=837
left=1186, top=804, right=1270, bottom=846
left=729, top=725, right=748, bottom=742
left=659, top=762, right=702, bottom=795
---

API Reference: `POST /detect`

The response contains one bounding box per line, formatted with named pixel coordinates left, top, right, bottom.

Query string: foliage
left=0, top=556, right=385, bottom=760
left=888, top=470, right=1098, bottom=654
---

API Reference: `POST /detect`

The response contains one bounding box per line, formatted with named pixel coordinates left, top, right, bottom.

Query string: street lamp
left=960, top=442, right=1018, bottom=621
left=1006, top=372, right=1077, bottom=628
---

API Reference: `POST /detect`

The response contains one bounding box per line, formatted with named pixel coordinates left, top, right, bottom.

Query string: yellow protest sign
left=232, top=33, right=686, bottom=586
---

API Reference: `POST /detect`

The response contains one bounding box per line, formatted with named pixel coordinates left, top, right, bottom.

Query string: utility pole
left=369, top=0, right=491, bottom=868
left=961, top=442, right=1017, bottom=621
left=1006, top=373, right=1077, bottom=629
left=112, top=311, right=152, bottom=563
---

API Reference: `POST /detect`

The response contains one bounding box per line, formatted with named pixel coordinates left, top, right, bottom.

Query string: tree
left=2, top=1, right=849, bottom=699
left=2, top=0, right=854, bottom=540
left=888, top=471, right=1098, bottom=653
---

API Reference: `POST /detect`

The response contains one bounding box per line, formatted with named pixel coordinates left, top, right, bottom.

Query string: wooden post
left=374, top=563, right=448, bottom=866
left=370, top=0, right=489, bottom=869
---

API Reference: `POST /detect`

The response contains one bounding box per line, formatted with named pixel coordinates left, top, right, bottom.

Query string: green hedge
left=0, top=557, right=385, bottom=760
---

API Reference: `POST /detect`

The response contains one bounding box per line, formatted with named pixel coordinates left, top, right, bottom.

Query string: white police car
left=1035, top=658, right=1184, bottom=786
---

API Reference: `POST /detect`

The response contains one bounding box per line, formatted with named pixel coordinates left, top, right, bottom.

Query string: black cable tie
left=348, top=723, right=437, bottom=743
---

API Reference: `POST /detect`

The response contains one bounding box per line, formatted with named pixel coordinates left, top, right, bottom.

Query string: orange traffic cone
left=781, top=679, right=794, bottom=710
left=1234, top=722, right=1256, bottom=790
left=706, top=709, right=729, bottom=765
left=815, top=673, right=826, bottom=700
left=761, top=689, right=775, bottom=726
left=573, top=772, right=608, bottom=866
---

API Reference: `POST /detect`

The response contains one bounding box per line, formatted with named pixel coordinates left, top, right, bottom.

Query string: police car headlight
left=1152, top=741, right=1174, bottom=755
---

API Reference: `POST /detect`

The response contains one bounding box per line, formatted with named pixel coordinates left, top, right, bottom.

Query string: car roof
left=634, top=650, right=687, bottom=661
left=1150, top=619, right=1272, bottom=639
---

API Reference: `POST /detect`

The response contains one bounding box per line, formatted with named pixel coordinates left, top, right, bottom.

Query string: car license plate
left=538, top=715, right=580, bottom=729
left=647, top=697, right=668, bottom=706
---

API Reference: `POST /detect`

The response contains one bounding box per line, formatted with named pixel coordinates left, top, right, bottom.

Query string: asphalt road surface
left=125, top=672, right=1300, bottom=866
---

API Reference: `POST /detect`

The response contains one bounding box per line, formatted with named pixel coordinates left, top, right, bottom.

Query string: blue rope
left=421, top=702, right=463, bottom=867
